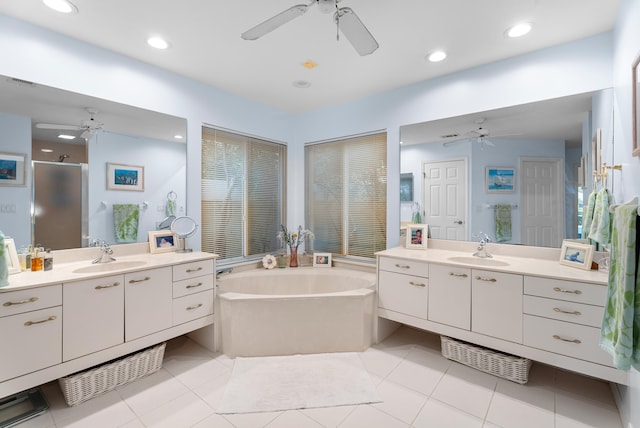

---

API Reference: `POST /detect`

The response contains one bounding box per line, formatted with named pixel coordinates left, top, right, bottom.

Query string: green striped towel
left=113, top=204, right=140, bottom=243
left=495, top=204, right=512, bottom=242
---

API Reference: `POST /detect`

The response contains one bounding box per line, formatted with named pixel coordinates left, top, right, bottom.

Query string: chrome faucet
left=472, top=232, right=492, bottom=258
left=89, top=238, right=116, bottom=264
left=216, top=267, right=233, bottom=279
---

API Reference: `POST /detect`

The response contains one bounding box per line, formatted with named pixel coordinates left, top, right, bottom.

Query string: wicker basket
left=440, top=336, right=531, bottom=384
left=58, top=342, right=166, bottom=406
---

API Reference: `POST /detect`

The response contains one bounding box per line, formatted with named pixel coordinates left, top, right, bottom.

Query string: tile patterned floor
left=18, top=326, right=622, bottom=427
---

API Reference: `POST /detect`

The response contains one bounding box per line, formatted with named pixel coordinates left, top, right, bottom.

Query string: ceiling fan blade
left=80, top=129, right=96, bottom=140
left=335, top=7, right=378, bottom=56
left=35, top=123, right=82, bottom=131
left=241, top=4, right=310, bottom=40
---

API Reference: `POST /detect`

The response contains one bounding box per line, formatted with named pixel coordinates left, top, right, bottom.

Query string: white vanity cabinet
left=63, top=275, right=124, bottom=361
left=125, top=267, right=173, bottom=341
left=523, top=276, right=612, bottom=366
left=428, top=264, right=471, bottom=330
left=472, top=270, right=523, bottom=343
left=172, top=260, right=215, bottom=326
left=378, top=257, right=429, bottom=319
left=0, top=285, right=62, bottom=381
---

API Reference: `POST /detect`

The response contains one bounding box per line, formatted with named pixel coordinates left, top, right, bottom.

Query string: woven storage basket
left=441, top=336, right=531, bottom=384
left=58, top=342, right=166, bottom=406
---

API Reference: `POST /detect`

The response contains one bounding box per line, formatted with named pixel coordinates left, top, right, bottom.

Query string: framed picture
left=486, top=167, right=515, bottom=193
left=148, top=231, right=178, bottom=254
left=559, top=240, right=594, bottom=270
left=400, top=173, right=413, bottom=202
left=0, top=152, right=26, bottom=187
left=313, top=252, right=332, bottom=267
left=406, top=224, right=428, bottom=249
left=633, top=52, right=640, bottom=157
left=107, top=163, right=144, bottom=191
left=3, top=238, right=20, bottom=274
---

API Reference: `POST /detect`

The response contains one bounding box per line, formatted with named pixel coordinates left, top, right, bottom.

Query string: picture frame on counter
left=3, top=237, right=20, bottom=274
left=559, top=240, right=594, bottom=270
left=313, top=252, right=332, bottom=267
left=148, top=231, right=178, bottom=254
left=406, top=224, right=428, bottom=249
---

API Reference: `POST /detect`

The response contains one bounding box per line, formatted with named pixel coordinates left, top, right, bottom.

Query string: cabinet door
left=0, top=307, right=62, bottom=381
left=428, top=264, right=471, bottom=330
left=378, top=270, right=428, bottom=319
left=472, top=270, right=523, bottom=343
left=125, top=267, right=173, bottom=341
left=63, top=275, right=124, bottom=361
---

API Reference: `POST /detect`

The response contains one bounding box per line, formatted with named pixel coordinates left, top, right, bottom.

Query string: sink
left=72, top=260, right=147, bottom=274
left=447, top=256, right=510, bottom=267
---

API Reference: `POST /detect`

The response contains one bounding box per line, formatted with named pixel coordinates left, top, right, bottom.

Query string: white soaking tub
left=217, top=267, right=376, bottom=357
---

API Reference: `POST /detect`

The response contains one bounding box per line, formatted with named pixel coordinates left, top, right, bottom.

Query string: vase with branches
left=277, top=225, right=314, bottom=267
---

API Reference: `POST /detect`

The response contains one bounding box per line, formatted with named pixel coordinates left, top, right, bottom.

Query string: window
left=201, top=126, right=286, bottom=260
left=305, top=131, right=387, bottom=259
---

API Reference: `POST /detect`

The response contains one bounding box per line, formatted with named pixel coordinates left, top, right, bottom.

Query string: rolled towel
left=113, top=204, right=140, bottom=243
left=495, top=204, right=512, bottom=242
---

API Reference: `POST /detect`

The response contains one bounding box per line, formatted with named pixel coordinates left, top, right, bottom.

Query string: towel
left=113, top=204, right=140, bottom=243
left=589, top=188, right=612, bottom=248
left=495, top=204, right=512, bottom=242
left=582, top=190, right=596, bottom=239
left=599, top=205, right=640, bottom=370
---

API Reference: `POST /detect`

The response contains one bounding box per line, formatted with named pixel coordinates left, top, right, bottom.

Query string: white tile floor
left=19, top=326, right=622, bottom=428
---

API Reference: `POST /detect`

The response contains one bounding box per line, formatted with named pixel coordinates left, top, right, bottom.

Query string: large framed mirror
left=400, top=89, right=613, bottom=248
left=0, top=75, right=187, bottom=250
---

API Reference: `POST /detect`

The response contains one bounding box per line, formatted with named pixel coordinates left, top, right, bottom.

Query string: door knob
left=453, top=220, right=463, bottom=224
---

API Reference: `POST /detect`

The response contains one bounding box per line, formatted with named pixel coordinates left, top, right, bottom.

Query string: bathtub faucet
left=216, top=267, right=233, bottom=279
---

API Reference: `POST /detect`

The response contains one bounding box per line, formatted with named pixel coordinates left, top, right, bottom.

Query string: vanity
left=376, top=240, right=628, bottom=385
left=0, top=244, right=217, bottom=399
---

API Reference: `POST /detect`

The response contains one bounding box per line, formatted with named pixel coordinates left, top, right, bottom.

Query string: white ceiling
left=0, top=0, right=619, bottom=114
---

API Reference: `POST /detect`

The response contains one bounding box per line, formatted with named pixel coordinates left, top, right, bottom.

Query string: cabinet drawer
left=523, top=315, right=613, bottom=366
left=524, top=295, right=604, bottom=328
left=0, top=284, right=62, bottom=317
left=524, top=276, right=607, bottom=306
left=379, top=257, right=428, bottom=277
left=173, top=260, right=214, bottom=282
left=0, top=306, right=62, bottom=381
left=173, top=290, right=214, bottom=326
left=173, top=275, right=214, bottom=298
left=378, top=270, right=428, bottom=319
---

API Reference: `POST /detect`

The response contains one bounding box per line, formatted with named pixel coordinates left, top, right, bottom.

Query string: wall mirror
left=0, top=75, right=187, bottom=250
left=400, top=89, right=613, bottom=248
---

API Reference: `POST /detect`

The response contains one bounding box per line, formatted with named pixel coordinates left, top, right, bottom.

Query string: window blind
left=305, top=132, right=387, bottom=258
left=201, top=127, right=286, bottom=259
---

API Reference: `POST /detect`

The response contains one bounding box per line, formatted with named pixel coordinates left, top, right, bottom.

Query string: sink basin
left=447, top=256, right=510, bottom=267
left=72, top=260, right=147, bottom=274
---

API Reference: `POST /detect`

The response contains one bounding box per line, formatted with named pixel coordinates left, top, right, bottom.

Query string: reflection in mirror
left=400, top=89, right=613, bottom=248
left=0, top=75, right=188, bottom=250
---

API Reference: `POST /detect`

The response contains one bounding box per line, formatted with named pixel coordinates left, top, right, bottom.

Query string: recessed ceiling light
left=293, top=80, right=311, bottom=89
left=41, top=148, right=54, bottom=153
left=506, top=22, right=532, bottom=38
left=147, top=36, right=170, bottom=50
left=174, top=135, right=184, bottom=140
left=42, top=0, right=78, bottom=14
left=58, top=134, right=75, bottom=140
left=427, top=51, right=447, bottom=63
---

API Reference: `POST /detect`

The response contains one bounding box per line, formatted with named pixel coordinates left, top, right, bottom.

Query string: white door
left=423, top=159, right=467, bottom=240
left=520, top=157, right=564, bottom=247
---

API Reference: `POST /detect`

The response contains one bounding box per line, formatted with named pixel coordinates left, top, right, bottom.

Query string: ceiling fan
left=241, top=0, right=379, bottom=56
left=35, top=108, right=104, bottom=141
left=441, top=119, right=520, bottom=149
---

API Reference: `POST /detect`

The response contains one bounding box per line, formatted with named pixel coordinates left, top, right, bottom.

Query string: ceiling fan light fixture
left=42, top=0, right=77, bottom=14
left=147, top=36, right=170, bottom=50
left=317, top=0, right=336, bottom=14
left=506, top=22, right=532, bottom=38
left=292, top=80, right=312, bottom=88
left=427, top=50, right=447, bottom=63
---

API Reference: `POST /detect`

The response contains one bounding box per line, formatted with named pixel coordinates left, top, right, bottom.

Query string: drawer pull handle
left=186, top=303, right=203, bottom=311
left=186, top=282, right=203, bottom=289
left=395, top=264, right=411, bottom=269
left=95, top=282, right=120, bottom=290
left=475, top=276, right=497, bottom=282
left=449, top=272, right=468, bottom=278
left=129, top=276, right=151, bottom=284
left=24, top=316, right=57, bottom=326
left=553, top=287, right=582, bottom=295
left=553, top=334, right=581, bottom=344
left=409, top=281, right=426, bottom=287
left=3, top=297, right=38, bottom=307
left=186, top=267, right=203, bottom=273
left=553, top=307, right=581, bottom=316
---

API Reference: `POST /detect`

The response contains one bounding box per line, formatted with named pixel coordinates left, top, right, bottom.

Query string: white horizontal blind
left=201, top=127, right=286, bottom=259
left=306, top=132, right=387, bottom=258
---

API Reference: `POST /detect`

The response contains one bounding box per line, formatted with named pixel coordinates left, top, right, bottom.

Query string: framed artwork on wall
left=485, top=167, right=515, bottom=193
left=107, top=163, right=144, bottom=191
left=0, top=152, right=26, bottom=187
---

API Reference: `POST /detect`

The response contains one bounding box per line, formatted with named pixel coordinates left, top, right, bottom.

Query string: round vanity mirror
left=170, top=216, right=198, bottom=253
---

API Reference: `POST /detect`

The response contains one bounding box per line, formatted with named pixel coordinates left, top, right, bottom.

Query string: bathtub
left=217, top=267, right=376, bottom=357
